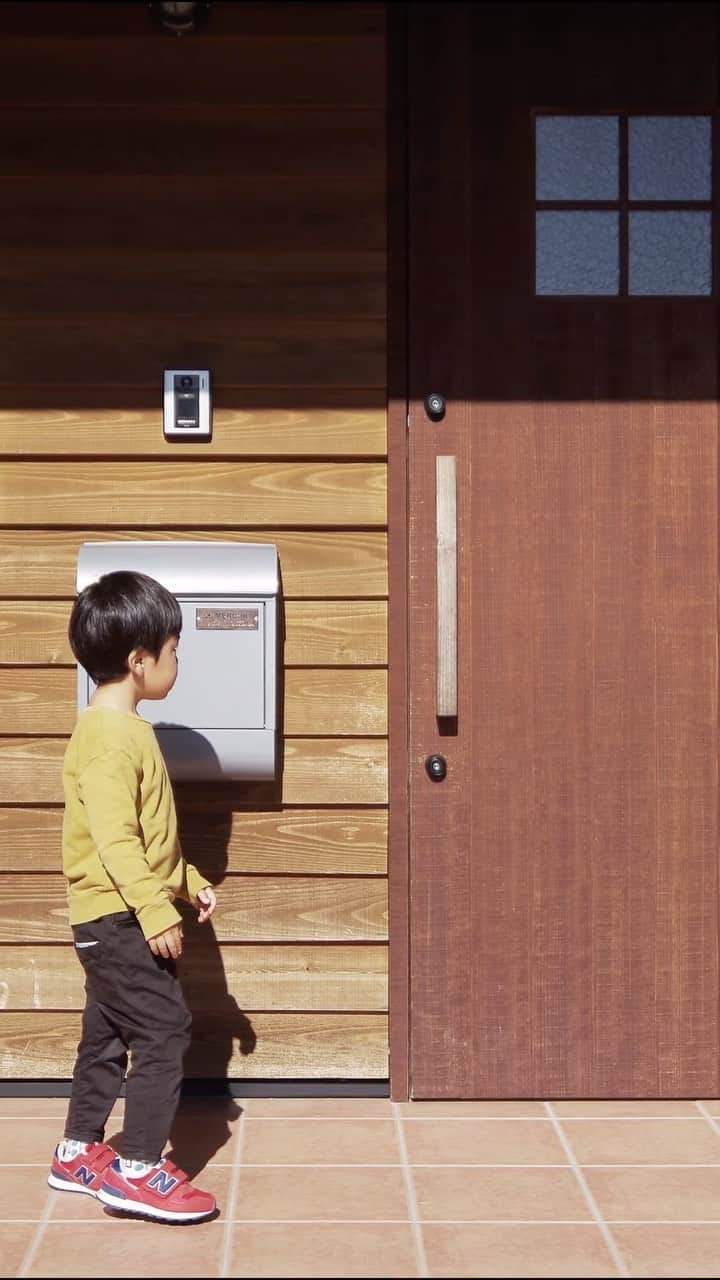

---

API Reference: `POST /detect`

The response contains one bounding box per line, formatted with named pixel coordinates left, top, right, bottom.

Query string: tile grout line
left=11, top=1216, right=720, bottom=1225
left=544, top=1101, right=630, bottom=1279
left=392, top=1101, right=429, bottom=1279
left=1, top=1113, right=716, bottom=1122
left=12, top=1160, right=720, bottom=1169
left=10, top=1159, right=720, bottom=1169
left=14, top=1187, right=55, bottom=1279
left=218, top=1101, right=249, bottom=1279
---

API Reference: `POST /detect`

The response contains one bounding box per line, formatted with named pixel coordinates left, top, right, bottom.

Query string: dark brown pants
left=64, top=910, right=192, bottom=1162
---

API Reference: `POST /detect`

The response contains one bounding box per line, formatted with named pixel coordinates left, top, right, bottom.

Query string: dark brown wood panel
left=0, top=38, right=385, bottom=106
left=0, top=109, right=385, bottom=179
left=0, top=255, right=385, bottom=324
left=387, top=0, right=410, bottom=1101
left=0, top=4, right=386, bottom=37
left=407, top=1, right=720, bottom=1097
left=0, top=316, right=385, bottom=387
left=0, top=178, right=383, bottom=252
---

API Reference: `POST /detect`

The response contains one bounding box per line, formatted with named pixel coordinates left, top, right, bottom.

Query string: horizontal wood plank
left=0, top=316, right=385, bottom=387
left=285, top=601, right=387, bottom=665
left=0, top=253, right=385, bottom=326
left=0, top=875, right=388, bottom=943
left=0, top=4, right=385, bottom=37
left=0, top=807, right=388, bottom=874
left=0, top=462, right=386, bottom=526
left=0, top=738, right=388, bottom=804
left=0, top=668, right=387, bottom=736
left=0, top=530, right=388, bottom=599
left=0, top=393, right=386, bottom=458
left=285, top=670, right=387, bottom=735
left=0, top=178, right=384, bottom=251
left=0, top=943, right=388, bottom=1011
left=0, top=1011, right=388, bottom=1078
left=0, top=601, right=388, bottom=666
left=0, top=37, right=385, bottom=107
left=1, top=110, right=385, bottom=180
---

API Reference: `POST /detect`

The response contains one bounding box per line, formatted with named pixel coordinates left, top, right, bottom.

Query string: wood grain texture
left=0, top=462, right=386, bottom=526
left=285, top=602, right=387, bottom=665
left=0, top=875, right=388, bottom=944
left=0, top=38, right=385, bottom=107
left=284, top=670, right=386, bottom=735
left=0, top=600, right=387, bottom=666
left=0, top=178, right=384, bottom=251
left=386, top=0, right=410, bottom=1100
left=407, top=1, right=720, bottom=1099
left=0, top=807, right=388, bottom=875
left=0, top=1012, right=389, bottom=1078
left=0, top=4, right=386, bottom=37
left=0, top=668, right=387, bottom=736
left=0, top=530, right=388, bottom=599
left=0, top=738, right=388, bottom=805
left=0, top=386, right=386, bottom=457
left=1, top=111, right=385, bottom=179
left=0, top=316, right=385, bottom=387
left=0, top=0, right=389, bottom=1085
left=0, top=943, right=388, bottom=1012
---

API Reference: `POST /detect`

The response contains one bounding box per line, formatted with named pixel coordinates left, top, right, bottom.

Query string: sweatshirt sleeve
left=78, top=748, right=182, bottom=940
left=182, top=861, right=213, bottom=903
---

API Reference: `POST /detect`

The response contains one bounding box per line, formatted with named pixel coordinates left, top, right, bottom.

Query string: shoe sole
left=97, top=1185, right=215, bottom=1222
left=47, top=1172, right=99, bottom=1197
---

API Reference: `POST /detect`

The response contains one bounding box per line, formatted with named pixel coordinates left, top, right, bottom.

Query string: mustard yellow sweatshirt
left=62, top=706, right=210, bottom=940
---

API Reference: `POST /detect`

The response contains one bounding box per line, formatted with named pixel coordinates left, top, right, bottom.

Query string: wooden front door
left=406, top=1, right=720, bottom=1097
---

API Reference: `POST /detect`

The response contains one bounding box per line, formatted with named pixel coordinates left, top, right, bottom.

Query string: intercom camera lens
left=180, top=375, right=193, bottom=389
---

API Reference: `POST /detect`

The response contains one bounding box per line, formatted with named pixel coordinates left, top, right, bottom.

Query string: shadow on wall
left=161, top=686, right=285, bottom=1174
left=107, top=587, right=287, bottom=1173
left=155, top=728, right=256, bottom=1173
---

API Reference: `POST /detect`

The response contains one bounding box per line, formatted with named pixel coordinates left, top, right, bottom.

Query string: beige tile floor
left=4, top=1096, right=720, bottom=1277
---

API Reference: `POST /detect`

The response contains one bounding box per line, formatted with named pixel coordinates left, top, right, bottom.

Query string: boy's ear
left=127, top=646, right=146, bottom=675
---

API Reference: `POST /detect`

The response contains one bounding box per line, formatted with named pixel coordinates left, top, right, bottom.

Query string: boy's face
left=138, top=634, right=179, bottom=701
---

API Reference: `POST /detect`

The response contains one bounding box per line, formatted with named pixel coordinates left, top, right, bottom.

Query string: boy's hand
left=196, top=887, right=217, bottom=924
left=148, top=923, right=183, bottom=960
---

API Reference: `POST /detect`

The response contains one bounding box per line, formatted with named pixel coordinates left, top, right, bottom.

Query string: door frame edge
left=386, top=0, right=410, bottom=1102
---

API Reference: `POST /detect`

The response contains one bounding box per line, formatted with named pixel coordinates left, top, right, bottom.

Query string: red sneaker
left=48, top=1142, right=116, bottom=1198
left=97, top=1157, right=216, bottom=1222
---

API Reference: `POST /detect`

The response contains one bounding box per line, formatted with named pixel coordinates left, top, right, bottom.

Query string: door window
left=535, top=114, right=713, bottom=295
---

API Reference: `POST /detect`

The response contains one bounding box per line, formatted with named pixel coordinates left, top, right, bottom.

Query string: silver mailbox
left=76, top=541, right=279, bottom=781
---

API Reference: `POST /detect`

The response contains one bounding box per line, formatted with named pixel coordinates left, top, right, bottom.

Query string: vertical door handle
left=436, top=455, right=457, bottom=717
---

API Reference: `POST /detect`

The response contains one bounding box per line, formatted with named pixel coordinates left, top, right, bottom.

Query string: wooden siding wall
left=0, top=3, right=388, bottom=1079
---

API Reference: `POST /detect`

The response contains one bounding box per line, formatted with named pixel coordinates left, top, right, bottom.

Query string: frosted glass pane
left=536, top=212, right=619, bottom=295
left=629, top=117, right=711, bottom=200
left=629, top=212, right=711, bottom=295
left=536, top=116, right=618, bottom=200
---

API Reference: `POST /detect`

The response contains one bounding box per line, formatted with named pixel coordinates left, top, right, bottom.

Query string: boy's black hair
left=69, top=570, right=183, bottom=684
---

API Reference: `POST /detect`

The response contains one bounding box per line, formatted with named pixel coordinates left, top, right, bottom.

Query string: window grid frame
left=533, top=109, right=716, bottom=299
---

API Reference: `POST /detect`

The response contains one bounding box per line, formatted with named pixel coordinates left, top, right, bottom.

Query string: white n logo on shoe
left=146, top=1169, right=179, bottom=1196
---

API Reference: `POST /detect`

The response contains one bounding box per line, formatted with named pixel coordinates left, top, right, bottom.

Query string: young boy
left=47, top=569, right=218, bottom=1223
